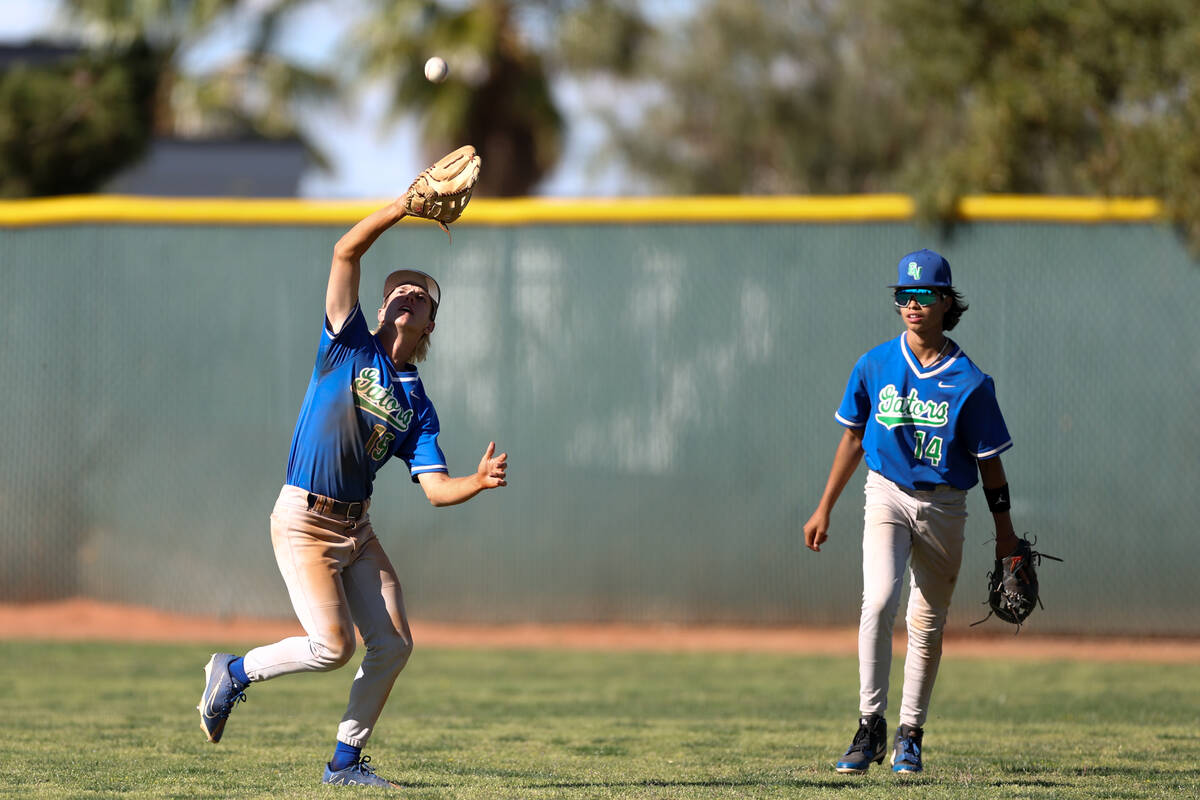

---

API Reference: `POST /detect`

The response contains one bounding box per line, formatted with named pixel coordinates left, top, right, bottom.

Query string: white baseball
left=424, top=56, right=449, bottom=84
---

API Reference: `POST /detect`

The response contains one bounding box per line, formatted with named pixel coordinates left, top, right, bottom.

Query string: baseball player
left=196, top=188, right=508, bottom=789
left=802, top=249, right=1018, bottom=775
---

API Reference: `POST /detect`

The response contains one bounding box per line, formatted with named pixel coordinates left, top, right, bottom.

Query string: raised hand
left=476, top=441, right=508, bottom=489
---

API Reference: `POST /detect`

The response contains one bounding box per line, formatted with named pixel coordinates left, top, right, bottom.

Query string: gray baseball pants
left=858, top=470, right=966, bottom=728
left=242, top=485, right=413, bottom=748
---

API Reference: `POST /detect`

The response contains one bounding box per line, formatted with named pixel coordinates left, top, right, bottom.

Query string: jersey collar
left=898, top=333, right=960, bottom=379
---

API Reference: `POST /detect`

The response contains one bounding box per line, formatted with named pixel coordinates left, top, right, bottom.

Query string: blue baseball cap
left=888, top=249, right=953, bottom=288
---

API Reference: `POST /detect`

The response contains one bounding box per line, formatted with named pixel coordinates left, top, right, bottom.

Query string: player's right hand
left=803, top=510, right=830, bottom=552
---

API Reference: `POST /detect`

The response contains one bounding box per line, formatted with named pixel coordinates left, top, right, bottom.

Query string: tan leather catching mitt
left=402, top=145, right=481, bottom=237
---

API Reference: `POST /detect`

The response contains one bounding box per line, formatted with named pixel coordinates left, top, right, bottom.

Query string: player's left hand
left=401, top=145, right=481, bottom=236
left=994, top=525, right=1019, bottom=560
left=971, top=534, right=1063, bottom=631
left=476, top=441, right=508, bottom=489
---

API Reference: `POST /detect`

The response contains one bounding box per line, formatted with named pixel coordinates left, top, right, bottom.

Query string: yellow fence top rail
left=0, top=194, right=1165, bottom=227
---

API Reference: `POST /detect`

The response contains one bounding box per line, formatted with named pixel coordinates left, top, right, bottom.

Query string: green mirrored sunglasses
left=893, top=289, right=942, bottom=307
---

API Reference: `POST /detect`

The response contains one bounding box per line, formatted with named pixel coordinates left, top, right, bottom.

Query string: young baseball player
left=197, top=193, right=508, bottom=789
left=803, top=248, right=1018, bottom=775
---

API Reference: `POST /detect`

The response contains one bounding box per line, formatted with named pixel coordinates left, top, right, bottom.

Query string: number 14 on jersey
left=912, top=430, right=944, bottom=466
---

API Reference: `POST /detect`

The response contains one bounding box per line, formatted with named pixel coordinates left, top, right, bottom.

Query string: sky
left=0, top=0, right=635, bottom=199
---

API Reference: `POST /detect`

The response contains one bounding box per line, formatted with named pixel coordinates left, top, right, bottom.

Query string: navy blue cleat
left=322, top=755, right=400, bottom=789
left=835, top=714, right=887, bottom=774
left=197, top=652, right=247, bottom=743
left=891, top=723, right=924, bottom=773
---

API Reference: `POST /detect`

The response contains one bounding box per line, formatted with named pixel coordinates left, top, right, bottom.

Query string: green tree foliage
left=879, top=0, right=1200, bottom=245
left=63, top=0, right=335, bottom=158
left=0, top=1, right=338, bottom=198
left=566, top=0, right=1200, bottom=248
left=561, top=0, right=906, bottom=195
left=557, top=0, right=650, bottom=77
left=355, top=0, right=564, bottom=196
left=0, top=41, right=161, bottom=196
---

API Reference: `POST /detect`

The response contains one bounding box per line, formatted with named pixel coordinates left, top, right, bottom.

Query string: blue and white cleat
left=197, top=652, right=247, bottom=743
left=891, top=723, right=924, bottom=773
left=322, top=755, right=401, bottom=789
left=835, top=714, right=887, bottom=774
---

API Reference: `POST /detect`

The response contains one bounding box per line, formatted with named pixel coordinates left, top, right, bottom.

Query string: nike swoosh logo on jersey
left=937, top=381, right=955, bottom=388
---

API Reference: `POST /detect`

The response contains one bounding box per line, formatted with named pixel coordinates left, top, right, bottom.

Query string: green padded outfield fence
left=1, top=196, right=1196, bottom=635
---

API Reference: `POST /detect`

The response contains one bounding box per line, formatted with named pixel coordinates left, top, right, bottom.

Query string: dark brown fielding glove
left=971, top=535, right=1063, bottom=632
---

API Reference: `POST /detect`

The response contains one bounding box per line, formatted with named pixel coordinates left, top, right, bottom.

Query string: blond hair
left=410, top=333, right=432, bottom=363
left=370, top=319, right=432, bottom=364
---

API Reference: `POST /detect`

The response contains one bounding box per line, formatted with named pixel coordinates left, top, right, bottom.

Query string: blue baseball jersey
left=835, top=333, right=1011, bottom=490
left=285, top=304, right=448, bottom=501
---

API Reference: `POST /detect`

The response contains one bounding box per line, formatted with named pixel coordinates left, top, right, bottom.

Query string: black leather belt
left=306, top=492, right=367, bottom=520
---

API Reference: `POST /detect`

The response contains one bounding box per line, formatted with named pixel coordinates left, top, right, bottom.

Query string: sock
left=330, top=741, right=362, bottom=771
left=228, top=657, right=250, bottom=688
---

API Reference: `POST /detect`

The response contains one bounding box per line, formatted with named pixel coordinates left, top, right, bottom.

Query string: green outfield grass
left=0, top=641, right=1196, bottom=799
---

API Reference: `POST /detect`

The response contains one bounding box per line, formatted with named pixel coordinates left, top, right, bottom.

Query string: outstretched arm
left=978, top=456, right=1018, bottom=558
left=416, top=442, right=508, bottom=507
left=803, top=426, right=865, bottom=552
left=326, top=200, right=407, bottom=334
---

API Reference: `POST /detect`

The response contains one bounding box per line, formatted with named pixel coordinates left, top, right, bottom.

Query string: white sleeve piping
left=973, top=441, right=1013, bottom=459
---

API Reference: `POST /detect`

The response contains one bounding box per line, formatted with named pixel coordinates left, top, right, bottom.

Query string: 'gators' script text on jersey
left=286, top=305, right=447, bottom=501
left=836, top=334, right=1011, bottom=490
